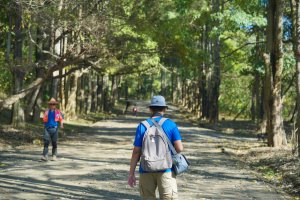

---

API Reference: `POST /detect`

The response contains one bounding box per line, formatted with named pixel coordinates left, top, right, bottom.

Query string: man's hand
left=60, top=125, right=64, bottom=129
left=128, top=174, right=136, bottom=187
left=128, top=147, right=140, bottom=188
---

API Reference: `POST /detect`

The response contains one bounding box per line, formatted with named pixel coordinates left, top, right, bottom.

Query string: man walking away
left=41, top=98, right=64, bottom=161
left=128, top=95, right=183, bottom=200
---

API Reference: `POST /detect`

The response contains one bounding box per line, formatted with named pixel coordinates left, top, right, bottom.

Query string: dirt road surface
left=0, top=104, right=290, bottom=199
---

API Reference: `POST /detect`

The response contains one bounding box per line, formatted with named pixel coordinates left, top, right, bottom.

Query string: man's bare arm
left=174, top=140, right=183, bottom=153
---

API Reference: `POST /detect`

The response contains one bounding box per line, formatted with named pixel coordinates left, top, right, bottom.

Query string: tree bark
left=264, top=0, right=287, bottom=147
left=102, top=74, right=110, bottom=112
left=91, top=72, right=97, bottom=112
left=291, top=0, right=300, bottom=156
left=5, top=13, right=12, bottom=61
left=76, top=74, right=83, bottom=113
left=96, top=75, right=103, bottom=112
left=161, top=68, right=167, bottom=96
left=199, top=25, right=210, bottom=120
left=32, top=85, right=43, bottom=122
left=11, top=3, right=25, bottom=128
left=65, top=71, right=79, bottom=120
left=208, top=0, right=221, bottom=123
left=86, top=73, right=92, bottom=114
left=172, top=68, right=177, bottom=104
left=25, top=68, right=45, bottom=121
left=176, top=74, right=182, bottom=104
left=59, top=68, right=66, bottom=111
left=182, top=79, right=187, bottom=107
left=111, top=75, right=118, bottom=109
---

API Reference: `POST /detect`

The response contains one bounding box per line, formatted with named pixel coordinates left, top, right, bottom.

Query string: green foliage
left=282, top=48, right=297, bottom=119
left=0, top=53, right=11, bottom=94
left=0, top=0, right=298, bottom=122
left=219, top=75, right=252, bottom=118
left=256, top=166, right=277, bottom=180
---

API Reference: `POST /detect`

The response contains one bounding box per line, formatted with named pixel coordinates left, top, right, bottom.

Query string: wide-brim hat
left=149, top=95, right=168, bottom=108
left=48, top=98, right=59, bottom=105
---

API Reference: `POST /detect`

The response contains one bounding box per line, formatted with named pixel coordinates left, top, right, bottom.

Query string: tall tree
left=297, top=0, right=300, bottom=156
left=208, top=0, right=221, bottom=123
left=11, top=2, right=25, bottom=127
left=264, top=0, right=287, bottom=147
left=291, top=0, right=300, bottom=156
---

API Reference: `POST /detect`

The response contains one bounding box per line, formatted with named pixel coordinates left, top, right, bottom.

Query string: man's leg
left=139, top=173, right=157, bottom=200
left=42, top=129, right=50, bottom=159
left=157, top=172, right=178, bottom=200
left=50, top=128, right=58, bottom=157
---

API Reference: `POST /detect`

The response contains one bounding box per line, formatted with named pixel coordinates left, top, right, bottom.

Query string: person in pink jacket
left=41, top=98, right=64, bottom=161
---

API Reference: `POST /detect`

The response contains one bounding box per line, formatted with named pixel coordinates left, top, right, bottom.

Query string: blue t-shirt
left=134, top=116, right=182, bottom=173
left=45, top=110, right=58, bottom=128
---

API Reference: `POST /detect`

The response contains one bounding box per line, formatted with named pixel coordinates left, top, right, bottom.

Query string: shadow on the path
left=0, top=149, right=132, bottom=169
left=0, top=174, right=139, bottom=200
left=0, top=101, right=283, bottom=199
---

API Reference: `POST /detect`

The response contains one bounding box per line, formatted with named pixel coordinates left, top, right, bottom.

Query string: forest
left=1, top=0, right=300, bottom=198
left=0, top=1, right=300, bottom=155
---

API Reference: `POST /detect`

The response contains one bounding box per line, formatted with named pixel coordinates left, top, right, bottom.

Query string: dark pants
left=43, top=127, right=58, bottom=156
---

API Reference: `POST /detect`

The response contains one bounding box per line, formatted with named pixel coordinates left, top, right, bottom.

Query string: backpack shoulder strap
left=158, top=117, right=168, bottom=126
left=141, top=120, right=151, bottom=130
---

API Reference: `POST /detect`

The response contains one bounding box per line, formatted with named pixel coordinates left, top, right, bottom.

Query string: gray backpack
left=140, top=118, right=172, bottom=172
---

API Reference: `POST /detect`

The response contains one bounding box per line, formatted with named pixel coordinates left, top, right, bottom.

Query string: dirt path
left=0, top=104, right=290, bottom=199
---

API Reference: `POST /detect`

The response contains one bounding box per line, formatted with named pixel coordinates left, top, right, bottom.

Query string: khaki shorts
left=139, top=172, right=178, bottom=200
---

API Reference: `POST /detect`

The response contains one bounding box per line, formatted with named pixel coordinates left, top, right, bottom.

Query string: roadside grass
left=243, top=148, right=300, bottom=198
left=256, top=166, right=278, bottom=180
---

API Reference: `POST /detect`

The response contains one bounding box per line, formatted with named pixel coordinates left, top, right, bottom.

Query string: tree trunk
left=208, top=0, right=221, bottom=123
left=177, top=74, right=182, bottom=104
left=251, top=33, right=262, bottom=122
left=59, top=68, right=66, bottom=111
left=255, top=73, right=261, bottom=122
left=65, top=71, right=79, bottom=120
left=182, top=79, right=187, bottom=107
left=195, top=79, right=201, bottom=118
left=11, top=3, right=25, bottom=128
left=251, top=77, right=259, bottom=121
left=91, top=72, right=97, bottom=112
left=199, top=25, right=210, bottom=120
left=172, top=68, right=177, bottom=104
left=264, top=0, right=287, bottom=147
left=32, top=85, right=43, bottom=122
left=18, top=11, right=36, bottom=121
left=291, top=0, right=300, bottom=156
left=251, top=84, right=255, bottom=121
left=111, top=75, right=118, bottom=110
left=5, top=13, right=12, bottom=61
left=83, top=75, right=88, bottom=113
left=25, top=68, right=45, bottom=121
left=51, top=76, right=59, bottom=99
left=96, top=75, right=103, bottom=112
left=102, top=74, right=110, bottom=112
left=11, top=74, right=25, bottom=128
left=28, top=23, right=50, bottom=121
left=28, top=25, right=34, bottom=63
left=161, top=68, right=167, bottom=96
left=297, top=0, right=300, bottom=156
left=86, top=73, right=92, bottom=114
left=76, top=74, right=84, bottom=113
